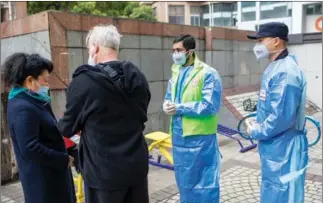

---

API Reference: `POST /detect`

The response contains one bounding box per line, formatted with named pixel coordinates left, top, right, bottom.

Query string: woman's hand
left=68, top=156, right=74, bottom=167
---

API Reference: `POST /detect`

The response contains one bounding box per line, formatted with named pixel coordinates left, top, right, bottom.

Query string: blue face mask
left=172, top=52, right=188, bottom=65
left=37, top=86, right=50, bottom=98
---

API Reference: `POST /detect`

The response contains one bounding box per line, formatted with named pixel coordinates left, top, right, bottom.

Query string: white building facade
left=236, top=1, right=322, bottom=34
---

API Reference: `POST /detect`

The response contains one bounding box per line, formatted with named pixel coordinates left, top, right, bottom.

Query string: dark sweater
left=58, top=60, right=151, bottom=190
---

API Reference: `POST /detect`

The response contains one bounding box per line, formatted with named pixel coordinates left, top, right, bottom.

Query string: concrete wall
left=289, top=42, right=322, bottom=109
left=0, top=31, right=67, bottom=119
left=66, top=30, right=205, bottom=133
left=209, top=39, right=267, bottom=89
left=0, top=31, right=51, bottom=64
left=0, top=30, right=70, bottom=181
left=0, top=11, right=258, bottom=127
left=0, top=11, right=258, bottom=136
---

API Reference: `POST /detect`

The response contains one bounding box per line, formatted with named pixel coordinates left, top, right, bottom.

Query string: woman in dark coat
left=3, top=53, right=76, bottom=203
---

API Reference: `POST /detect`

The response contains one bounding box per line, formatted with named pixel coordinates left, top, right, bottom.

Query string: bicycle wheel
left=305, top=116, right=321, bottom=147
left=237, top=113, right=257, bottom=140
left=238, top=114, right=321, bottom=147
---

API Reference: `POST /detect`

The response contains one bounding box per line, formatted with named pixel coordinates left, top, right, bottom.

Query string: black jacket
left=7, top=93, right=75, bottom=203
left=58, top=61, right=151, bottom=189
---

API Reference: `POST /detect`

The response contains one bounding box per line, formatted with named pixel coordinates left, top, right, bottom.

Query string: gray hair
left=86, top=24, right=122, bottom=51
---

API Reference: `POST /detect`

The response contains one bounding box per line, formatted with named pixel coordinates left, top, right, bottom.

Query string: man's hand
left=68, top=156, right=74, bottom=168
left=245, top=120, right=255, bottom=135
left=163, top=101, right=176, bottom=116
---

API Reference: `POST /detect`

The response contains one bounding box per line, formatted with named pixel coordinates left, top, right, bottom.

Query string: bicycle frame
left=238, top=113, right=321, bottom=147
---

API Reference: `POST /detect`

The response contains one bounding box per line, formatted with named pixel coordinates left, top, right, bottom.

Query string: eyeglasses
left=171, top=48, right=186, bottom=54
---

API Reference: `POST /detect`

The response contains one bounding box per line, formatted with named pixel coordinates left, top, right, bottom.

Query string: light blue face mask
left=172, top=52, right=188, bottom=65
left=38, top=86, right=50, bottom=98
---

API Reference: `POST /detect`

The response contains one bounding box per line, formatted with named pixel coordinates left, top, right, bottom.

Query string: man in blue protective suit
left=246, top=22, right=308, bottom=203
left=162, top=34, right=222, bottom=203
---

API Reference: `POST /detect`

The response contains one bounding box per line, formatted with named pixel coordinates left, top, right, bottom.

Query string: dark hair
left=2, top=53, right=53, bottom=87
left=173, top=34, right=196, bottom=50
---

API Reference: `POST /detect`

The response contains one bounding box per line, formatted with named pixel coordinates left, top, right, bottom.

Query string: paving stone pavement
left=2, top=113, right=322, bottom=203
left=157, top=166, right=322, bottom=203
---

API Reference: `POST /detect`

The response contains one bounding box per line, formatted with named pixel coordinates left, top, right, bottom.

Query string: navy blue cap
left=247, top=22, right=289, bottom=41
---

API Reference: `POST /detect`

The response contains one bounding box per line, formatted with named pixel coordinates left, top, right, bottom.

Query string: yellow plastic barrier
left=145, top=131, right=173, bottom=164
left=73, top=173, right=85, bottom=203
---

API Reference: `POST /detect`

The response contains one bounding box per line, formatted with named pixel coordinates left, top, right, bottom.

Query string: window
left=260, top=2, right=276, bottom=6
left=190, top=6, right=201, bottom=26
left=209, top=3, right=237, bottom=26
left=201, top=5, right=209, bottom=14
left=152, top=7, right=156, bottom=17
left=260, top=2, right=290, bottom=20
left=306, top=3, right=322, bottom=15
left=315, top=4, right=322, bottom=15
left=241, top=2, right=256, bottom=22
left=213, top=17, right=232, bottom=27
left=241, top=2, right=256, bottom=8
left=242, top=11, right=256, bottom=21
left=200, top=5, right=210, bottom=26
left=1, top=8, right=6, bottom=22
left=288, top=8, right=292, bottom=17
left=213, top=3, right=236, bottom=12
left=191, top=16, right=200, bottom=26
left=261, top=6, right=288, bottom=19
left=232, top=3, right=237, bottom=12
left=202, top=18, right=210, bottom=27
left=169, top=6, right=185, bottom=25
left=307, top=5, right=315, bottom=15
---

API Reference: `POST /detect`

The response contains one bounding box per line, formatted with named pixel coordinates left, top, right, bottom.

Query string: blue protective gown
left=164, top=65, right=222, bottom=203
left=250, top=53, right=308, bottom=203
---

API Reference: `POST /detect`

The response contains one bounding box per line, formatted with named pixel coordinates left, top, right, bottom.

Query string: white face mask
left=88, top=46, right=97, bottom=66
left=172, top=52, right=187, bottom=65
left=253, top=39, right=284, bottom=60
left=88, top=55, right=96, bottom=66
left=253, top=43, right=269, bottom=60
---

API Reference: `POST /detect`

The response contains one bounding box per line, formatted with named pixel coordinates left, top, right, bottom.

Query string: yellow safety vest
left=170, top=56, right=218, bottom=137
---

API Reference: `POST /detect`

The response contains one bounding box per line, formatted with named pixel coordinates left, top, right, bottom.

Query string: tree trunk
left=1, top=92, right=18, bottom=184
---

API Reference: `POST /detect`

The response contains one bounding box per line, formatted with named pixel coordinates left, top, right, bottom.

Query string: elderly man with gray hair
left=58, top=24, right=151, bottom=203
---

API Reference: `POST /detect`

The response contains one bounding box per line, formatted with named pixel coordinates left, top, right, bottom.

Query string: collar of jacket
left=275, top=48, right=289, bottom=61
left=8, top=86, right=51, bottom=102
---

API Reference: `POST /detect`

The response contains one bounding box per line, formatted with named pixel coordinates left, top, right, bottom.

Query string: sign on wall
left=315, top=16, right=322, bottom=32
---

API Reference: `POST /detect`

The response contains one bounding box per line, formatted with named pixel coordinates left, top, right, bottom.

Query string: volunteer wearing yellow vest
left=163, top=35, right=222, bottom=203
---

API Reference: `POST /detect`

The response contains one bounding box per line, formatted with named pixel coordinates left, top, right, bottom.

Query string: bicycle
left=237, top=112, right=321, bottom=147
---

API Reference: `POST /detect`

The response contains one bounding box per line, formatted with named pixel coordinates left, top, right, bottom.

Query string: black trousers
left=84, top=179, right=149, bottom=203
